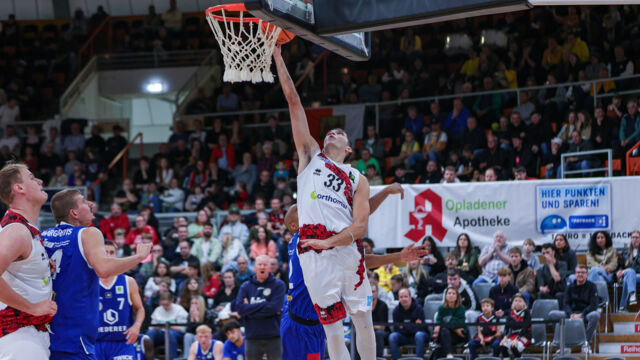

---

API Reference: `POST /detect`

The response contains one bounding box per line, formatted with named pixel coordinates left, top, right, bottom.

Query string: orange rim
left=205, top=3, right=259, bottom=24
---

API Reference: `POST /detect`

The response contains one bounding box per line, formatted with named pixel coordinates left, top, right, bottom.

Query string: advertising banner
left=367, top=177, right=639, bottom=250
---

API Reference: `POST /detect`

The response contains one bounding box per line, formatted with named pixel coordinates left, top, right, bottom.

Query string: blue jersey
left=98, top=274, right=133, bottom=342
left=43, top=223, right=100, bottom=355
left=196, top=339, right=220, bottom=359
left=283, top=232, right=318, bottom=321
left=222, top=339, right=245, bottom=360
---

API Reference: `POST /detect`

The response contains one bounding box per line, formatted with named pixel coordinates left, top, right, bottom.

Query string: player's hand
left=135, top=242, right=152, bottom=261
left=273, top=45, right=282, bottom=59
left=399, top=243, right=428, bottom=262
left=124, top=324, right=140, bottom=344
left=30, top=299, right=57, bottom=317
left=300, top=239, right=332, bottom=250
left=385, top=183, right=404, bottom=200
left=49, top=259, right=56, bottom=276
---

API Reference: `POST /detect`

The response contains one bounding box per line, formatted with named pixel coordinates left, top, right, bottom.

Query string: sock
left=322, top=320, right=350, bottom=360
left=351, top=310, right=376, bottom=359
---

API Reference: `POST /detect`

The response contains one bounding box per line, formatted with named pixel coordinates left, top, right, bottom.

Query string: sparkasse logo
left=405, top=189, right=447, bottom=242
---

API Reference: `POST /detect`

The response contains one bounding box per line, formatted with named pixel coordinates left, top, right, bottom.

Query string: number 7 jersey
left=297, top=150, right=360, bottom=243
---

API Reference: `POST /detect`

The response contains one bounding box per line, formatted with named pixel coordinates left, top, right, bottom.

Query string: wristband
left=349, top=231, right=355, bottom=243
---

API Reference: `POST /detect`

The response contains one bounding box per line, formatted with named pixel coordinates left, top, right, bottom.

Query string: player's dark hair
left=104, top=240, right=118, bottom=249
left=361, top=237, right=374, bottom=249
left=541, top=243, right=556, bottom=252
left=222, top=320, right=242, bottom=334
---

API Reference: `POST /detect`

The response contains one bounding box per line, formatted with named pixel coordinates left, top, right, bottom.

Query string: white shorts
left=298, top=242, right=372, bottom=324
left=0, top=325, right=50, bottom=360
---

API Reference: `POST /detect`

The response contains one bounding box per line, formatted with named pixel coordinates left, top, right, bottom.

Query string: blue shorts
left=280, top=311, right=326, bottom=360
left=95, top=341, right=136, bottom=360
left=50, top=351, right=97, bottom=360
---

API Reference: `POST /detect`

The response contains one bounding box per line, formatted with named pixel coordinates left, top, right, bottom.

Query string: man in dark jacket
left=232, top=254, right=286, bottom=359
left=547, top=265, right=600, bottom=349
left=389, top=288, right=427, bottom=360
left=507, top=247, right=536, bottom=304
left=537, top=243, right=567, bottom=303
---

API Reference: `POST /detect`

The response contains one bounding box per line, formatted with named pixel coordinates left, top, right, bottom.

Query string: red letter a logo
left=404, top=189, right=447, bottom=242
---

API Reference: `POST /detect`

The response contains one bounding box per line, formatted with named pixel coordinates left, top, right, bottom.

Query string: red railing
left=626, top=139, right=640, bottom=176
left=77, top=16, right=114, bottom=73
left=88, top=132, right=143, bottom=200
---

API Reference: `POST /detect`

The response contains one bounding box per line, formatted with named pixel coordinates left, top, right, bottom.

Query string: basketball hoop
left=205, top=3, right=294, bottom=83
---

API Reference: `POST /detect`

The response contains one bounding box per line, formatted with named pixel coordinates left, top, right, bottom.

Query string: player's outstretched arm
left=364, top=243, right=428, bottom=269
left=124, top=276, right=145, bottom=344
left=273, top=45, right=319, bottom=173
left=301, top=174, right=370, bottom=249
left=82, top=227, right=152, bottom=278
left=369, top=183, right=404, bottom=214
left=0, top=225, right=57, bottom=316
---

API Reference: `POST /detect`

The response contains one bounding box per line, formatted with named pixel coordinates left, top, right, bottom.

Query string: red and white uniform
left=0, top=210, right=53, bottom=359
left=297, top=151, right=371, bottom=324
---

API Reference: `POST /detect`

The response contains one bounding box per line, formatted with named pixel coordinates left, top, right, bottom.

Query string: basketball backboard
left=243, top=0, right=371, bottom=61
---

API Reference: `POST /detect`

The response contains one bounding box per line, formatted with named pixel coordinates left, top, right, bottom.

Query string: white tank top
left=0, top=223, right=52, bottom=310
left=297, top=150, right=360, bottom=239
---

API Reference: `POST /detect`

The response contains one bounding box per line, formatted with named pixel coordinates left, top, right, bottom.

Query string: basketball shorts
left=50, top=351, right=97, bottom=360
left=280, top=311, right=326, bottom=360
left=298, top=243, right=372, bottom=325
left=95, top=341, right=136, bottom=360
left=0, top=325, right=50, bottom=360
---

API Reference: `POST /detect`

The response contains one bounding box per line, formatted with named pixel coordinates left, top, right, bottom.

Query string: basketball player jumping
left=42, top=189, right=151, bottom=360
left=274, top=45, right=379, bottom=360
left=96, top=241, right=146, bottom=360
left=0, top=164, right=57, bottom=359
left=280, top=187, right=428, bottom=360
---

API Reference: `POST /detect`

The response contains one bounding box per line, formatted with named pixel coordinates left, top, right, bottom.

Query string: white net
left=206, top=7, right=283, bottom=83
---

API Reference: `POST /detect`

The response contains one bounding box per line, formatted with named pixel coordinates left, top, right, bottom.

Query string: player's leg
left=322, top=321, right=350, bottom=360
left=0, top=326, right=50, bottom=360
left=351, top=310, right=376, bottom=359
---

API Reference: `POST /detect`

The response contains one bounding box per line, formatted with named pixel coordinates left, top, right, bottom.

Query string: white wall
left=129, top=97, right=175, bottom=143
left=99, top=67, right=196, bottom=96
left=66, top=72, right=99, bottom=119
left=0, top=0, right=54, bottom=20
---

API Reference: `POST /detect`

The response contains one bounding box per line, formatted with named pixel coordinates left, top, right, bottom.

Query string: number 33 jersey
left=297, top=150, right=360, bottom=243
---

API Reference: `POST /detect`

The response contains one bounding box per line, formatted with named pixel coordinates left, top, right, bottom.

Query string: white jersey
left=297, top=150, right=360, bottom=238
left=0, top=223, right=52, bottom=310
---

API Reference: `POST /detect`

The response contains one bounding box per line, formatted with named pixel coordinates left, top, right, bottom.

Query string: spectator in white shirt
left=147, top=291, right=188, bottom=359
left=0, top=125, right=20, bottom=153
left=161, top=0, right=183, bottom=32
left=220, top=232, right=248, bottom=272
left=219, top=205, right=250, bottom=246
left=159, top=177, right=185, bottom=212
left=0, top=97, right=19, bottom=128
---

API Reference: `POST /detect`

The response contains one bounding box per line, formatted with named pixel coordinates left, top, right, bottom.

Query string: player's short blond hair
left=196, top=324, right=212, bottom=334
left=0, top=163, right=27, bottom=205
